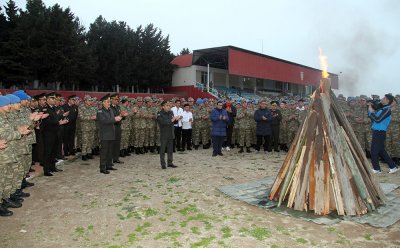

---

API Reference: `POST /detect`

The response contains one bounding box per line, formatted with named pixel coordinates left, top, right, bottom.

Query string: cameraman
left=368, top=94, right=399, bottom=174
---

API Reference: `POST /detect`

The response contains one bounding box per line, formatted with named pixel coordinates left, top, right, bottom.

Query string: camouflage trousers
left=121, top=129, right=130, bottom=149
left=129, top=128, right=135, bottom=147
left=1, top=162, right=16, bottom=199
left=387, top=125, right=400, bottom=157
left=134, top=127, right=146, bottom=148
left=2, top=159, right=23, bottom=199
left=238, top=128, right=252, bottom=147
left=155, top=127, right=160, bottom=146
left=250, top=125, right=256, bottom=145
left=287, top=129, right=297, bottom=146
left=193, top=125, right=209, bottom=145
left=279, top=124, right=288, bottom=145
left=81, top=130, right=94, bottom=155
left=14, top=154, right=30, bottom=192
left=354, top=130, right=368, bottom=150
left=232, top=127, right=239, bottom=145
left=366, top=129, right=373, bottom=152
left=145, top=126, right=156, bottom=147
left=92, top=128, right=99, bottom=148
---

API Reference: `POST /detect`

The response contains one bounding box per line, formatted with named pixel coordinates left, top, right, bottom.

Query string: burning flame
left=319, top=48, right=329, bottom=78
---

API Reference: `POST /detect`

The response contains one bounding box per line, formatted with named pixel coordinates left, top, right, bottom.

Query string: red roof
left=171, top=54, right=193, bottom=67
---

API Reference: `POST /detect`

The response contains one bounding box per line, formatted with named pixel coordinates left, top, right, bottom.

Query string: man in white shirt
left=171, top=99, right=184, bottom=151
left=181, top=104, right=193, bottom=151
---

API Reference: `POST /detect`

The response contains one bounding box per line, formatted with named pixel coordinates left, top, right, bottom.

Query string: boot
left=139, top=148, right=145, bottom=154
left=194, top=145, right=199, bottom=150
left=135, top=148, right=140, bottom=155
left=246, top=147, right=251, bottom=153
left=22, top=178, right=34, bottom=188
left=120, top=150, right=126, bottom=157
left=10, top=194, right=24, bottom=203
left=239, top=147, right=244, bottom=153
left=2, top=198, right=22, bottom=208
left=149, top=146, right=155, bottom=153
left=82, top=155, right=88, bottom=161
left=87, top=153, right=94, bottom=159
left=0, top=203, right=13, bottom=217
left=156, top=146, right=160, bottom=154
left=15, top=189, right=30, bottom=198
left=125, top=149, right=131, bottom=156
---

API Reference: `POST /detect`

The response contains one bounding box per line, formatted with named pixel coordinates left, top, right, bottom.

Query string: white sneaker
left=389, top=167, right=399, bottom=174
left=226, top=147, right=231, bottom=151
left=372, top=169, right=382, bottom=174
left=221, top=147, right=225, bottom=151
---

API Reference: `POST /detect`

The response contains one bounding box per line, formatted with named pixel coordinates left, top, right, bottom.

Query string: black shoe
left=82, top=155, right=88, bottom=161
left=44, top=172, right=54, bottom=176
left=76, top=148, right=82, bottom=153
left=139, top=148, right=145, bottom=154
left=87, top=154, right=94, bottom=159
left=2, top=198, right=22, bottom=208
left=161, top=165, right=167, bottom=169
left=246, top=147, right=252, bottom=153
left=218, top=153, right=223, bottom=156
left=29, top=168, right=35, bottom=172
left=100, top=170, right=110, bottom=174
left=22, top=178, right=34, bottom=188
left=212, top=153, right=217, bottom=157
left=51, top=168, right=63, bottom=172
left=10, top=194, right=24, bottom=203
left=194, top=145, right=199, bottom=150
left=135, top=148, right=140, bottom=155
left=0, top=204, right=13, bottom=217
left=274, top=149, right=280, bottom=152
left=238, top=147, right=244, bottom=153
left=15, top=189, right=30, bottom=198
left=106, top=167, right=117, bottom=170
left=168, top=164, right=178, bottom=168
left=187, top=148, right=192, bottom=151
left=113, top=160, right=124, bottom=164
left=120, top=150, right=126, bottom=157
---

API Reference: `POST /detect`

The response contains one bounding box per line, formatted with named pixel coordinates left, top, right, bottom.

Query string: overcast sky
left=12, top=0, right=400, bottom=97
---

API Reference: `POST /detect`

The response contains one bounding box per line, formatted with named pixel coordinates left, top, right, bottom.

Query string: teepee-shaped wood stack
left=268, top=78, right=385, bottom=216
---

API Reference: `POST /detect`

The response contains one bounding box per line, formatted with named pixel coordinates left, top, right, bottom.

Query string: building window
left=201, top=71, right=208, bottom=84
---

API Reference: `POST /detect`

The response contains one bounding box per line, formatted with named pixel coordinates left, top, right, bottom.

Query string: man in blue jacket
left=210, top=100, right=229, bottom=156
left=368, top=94, right=399, bottom=174
left=254, top=100, right=273, bottom=153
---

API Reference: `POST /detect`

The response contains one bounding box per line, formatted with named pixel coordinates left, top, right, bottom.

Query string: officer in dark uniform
left=62, top=95, right=78, bottom=156
left=109, top=94, right=124, bottom=164
left=41, top=92, right=68, bottom=176
left=97, top=94, right=122, bottom=174
left=55, top=93, right=66, bottom=160
left=157, top=100, right=178, bottom=169
left=270, top=101, right=282, bottom=152
left=33, top=93, right=47, bottom=166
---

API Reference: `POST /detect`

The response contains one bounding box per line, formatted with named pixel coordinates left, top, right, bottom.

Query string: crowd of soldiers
left=1, top=89, right=398, bottom=217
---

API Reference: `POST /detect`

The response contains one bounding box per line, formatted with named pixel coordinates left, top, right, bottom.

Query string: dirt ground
left=1, top=148, right=399, bottom=248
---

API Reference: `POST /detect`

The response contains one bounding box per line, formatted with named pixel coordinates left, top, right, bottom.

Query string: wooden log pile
left=268, top=78, right=385, bottom=216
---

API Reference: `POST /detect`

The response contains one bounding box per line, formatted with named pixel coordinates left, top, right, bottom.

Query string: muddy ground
left=0, top=148, right=399, bottom=248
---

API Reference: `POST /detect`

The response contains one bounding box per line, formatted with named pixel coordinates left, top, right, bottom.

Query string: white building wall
left=171, top=67, right=197, bottom=86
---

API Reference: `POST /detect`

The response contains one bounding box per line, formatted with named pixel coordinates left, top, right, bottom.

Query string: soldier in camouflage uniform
left=286, top=101, right=300, bottom=146
left=127, top=98, right=136, bottom=152
left=78, top=95, right=96, bottom=160
left=279, top=101, right=290, bottom=151
left=153, top=99, right=162, bottom=152
left=353, top=95, right=370, bottom=152
left=237, top=100, right=252, bottom=153
left=0, top=96, right=31, bottom=216
left=387, top=97, right=400, bottom=164
left=119, top=96, right=131, bottom=156
left=133, top=97, right=147, bottom=154
left=143, top=97, right=156, bottom=153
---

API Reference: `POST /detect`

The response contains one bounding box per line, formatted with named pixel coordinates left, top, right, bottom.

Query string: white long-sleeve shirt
left=181, top=111, right=193, bottom=130
left=171, top=106, right=183, bottom=127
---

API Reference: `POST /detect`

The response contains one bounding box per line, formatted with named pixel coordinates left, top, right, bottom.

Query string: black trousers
left=63, top=125, right=76, bottom=155
left=43, top=130, right=58, bottom=173
left=181, top=129, right=192, bottom=149
left=56, top=126, right=64, bottom=159
left=212, top=135, right=225, bottom=155
left=100, top=140, right=114, bottom=171
left=225, top=123, right=234, bottom=147
left=256, top=135, right=271, bottom=151
left=174, top=126, right=182, bottom=150
left=271, top=125, right=280, bottom=151
left=113, top=125, right=122, bottom=161
left=371, top=130, right=396, bottom=171
left=33, top=129, right=44, bottom=164
left=160, top=138, right=173, bottom=167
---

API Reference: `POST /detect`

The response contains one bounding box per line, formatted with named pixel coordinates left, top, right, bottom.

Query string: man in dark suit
left=62, top=95, right=78, bottom=156
left=157, top=100, right=178, bottom=169
left=42, top=92, right=68, bottom=176
left=109, top=94, right=124, bottom=164
left=97, top=94, right=122, bottom=174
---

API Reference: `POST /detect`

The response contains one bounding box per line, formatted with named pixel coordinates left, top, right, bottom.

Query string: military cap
left=67, top=95, right=77, bottom=100
left=46, top=92, right=57, bottom=99
left=360, top=95, right=368, bottom=100
left=100, top=94, right=111, bottom=102
left=136, top=96, right=143, bottom=102
left=110, top=93, right=119, bottom=100
left=151, top=94, right=158, bottom=100
left=188, top=97, right=194, bottom=102
left=180, top=98, right=186, bottom=102
left=35, top=93, right=46, bottom=100
left=395, top=94, right=400, bottom=99
left=144, top=96, right=152, bottom=102
left=59, top=97, right=65, bottom=102
left=270, top=100, right=279, bottom=106
left=91, top=96, right=97, bottom=101
left=371, top=94, right=380, bottom=100
left=84, top=95, right=92, bottom=101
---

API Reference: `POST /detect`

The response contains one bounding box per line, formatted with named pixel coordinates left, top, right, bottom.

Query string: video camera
left=367, top=99, right=382, bottom=110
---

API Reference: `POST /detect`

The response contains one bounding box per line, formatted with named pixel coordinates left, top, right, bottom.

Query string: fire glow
left=319, top=48, right=329, bottom=78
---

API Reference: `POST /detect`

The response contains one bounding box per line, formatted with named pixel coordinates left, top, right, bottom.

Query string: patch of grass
left=296, top=238, right=308, bottom=244
left=168, top=177, right=181, bottom=183
left=87, top=224, right=94, bottom=231
left=127, top=233, right=138, bottom=243
left=327, top=226, right=336, bottom=233
left=74, top=227, right=85, bottom=236
left=271, top=245, right=280, bottom=248
left=191, top=236, right=216, bottom=248
left=364, top=233, right=372, bottom=241
left=191, top=226, right=201, bottom=235
left=221, top=226, right=232, bottom=239
left=239, top=226, right=271, bottom=241
left=135, top=222, right=151, bottom=234
left=144, top=208, right=159, bottom=217
left=180, top=213, right=215, bottom=228
left=159, top=217, right=167, bottom=222
left=154, top=230, right=183, bottom=241
left=178, top=204, right=199, bottom=216
left=107, top=245, right=123, bottom=248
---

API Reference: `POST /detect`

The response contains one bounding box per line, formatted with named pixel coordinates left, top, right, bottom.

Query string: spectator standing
left=254, top=100, right=273, bottom=153
left=210, top=100, right=229, bottom=156
left=181, top=104, right=193, bottom=151
left=171, top=100, right=183, bottom=151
